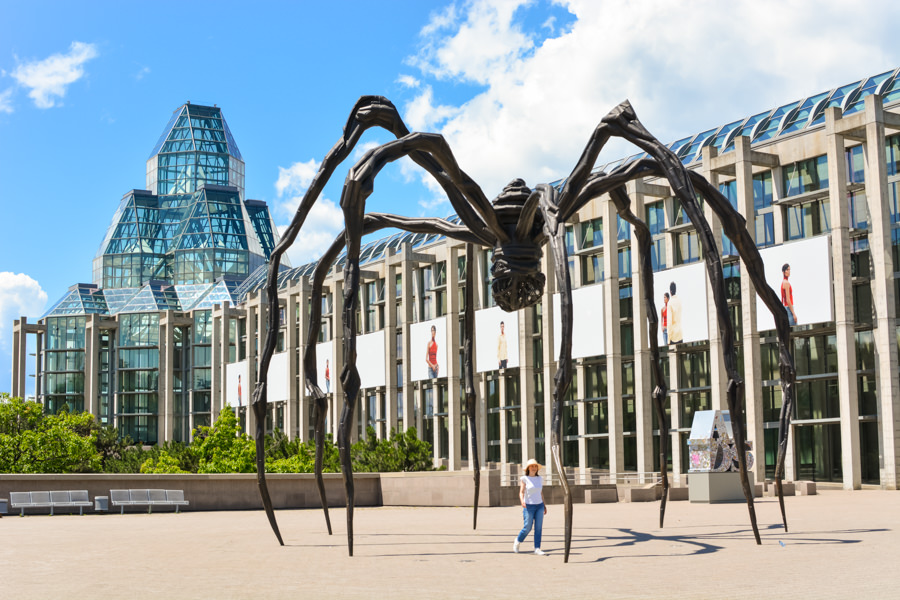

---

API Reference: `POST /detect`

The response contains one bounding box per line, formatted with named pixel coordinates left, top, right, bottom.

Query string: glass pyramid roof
left=44, top=284, right=109, bottom=318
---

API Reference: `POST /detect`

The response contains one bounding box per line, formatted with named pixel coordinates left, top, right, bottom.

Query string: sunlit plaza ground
left=3, top=489, right=898, bottom=599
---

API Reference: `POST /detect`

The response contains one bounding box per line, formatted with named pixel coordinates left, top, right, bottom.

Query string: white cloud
left=0, top=272, right=48, bottom=353
left=134, top=65, right=151, bottom=81
left=397, top=74, right=420, bottom=88
left=0, top=88, right=13, bottom=114
left=403, top=0, right=900, bottom=196
left=11, top=41, right=98, bottom=108
left=274, top=160, right=346, bottom=266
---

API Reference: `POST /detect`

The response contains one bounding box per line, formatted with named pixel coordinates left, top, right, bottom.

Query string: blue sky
left=2, top=0, right=899, bottom=396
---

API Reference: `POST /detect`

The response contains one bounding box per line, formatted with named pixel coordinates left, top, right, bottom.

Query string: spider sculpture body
left=252, top=97, right=798, bottom=562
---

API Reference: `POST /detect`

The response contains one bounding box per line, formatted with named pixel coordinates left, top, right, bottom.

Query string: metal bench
left=110, top=489, right=189, bottom=514
left=9, top=490, right=93, bottom=516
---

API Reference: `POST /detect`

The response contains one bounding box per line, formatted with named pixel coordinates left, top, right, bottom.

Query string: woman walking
left=514, top=458, right=548, bottom=555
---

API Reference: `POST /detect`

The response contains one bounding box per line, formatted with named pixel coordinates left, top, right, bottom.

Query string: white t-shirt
left=520, top=475, right=543, bottom=505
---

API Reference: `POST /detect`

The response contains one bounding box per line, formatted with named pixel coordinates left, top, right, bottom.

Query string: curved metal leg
left=463, top=243, right=481, bottom=528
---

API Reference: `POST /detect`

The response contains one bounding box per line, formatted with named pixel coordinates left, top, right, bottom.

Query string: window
left=754, top=172, right=775, bottom=247
left=646, top=201, right=666, bottom=271
left=783, top=155, right=829, bottom=197
left=786, top=198, right=830, bottom=240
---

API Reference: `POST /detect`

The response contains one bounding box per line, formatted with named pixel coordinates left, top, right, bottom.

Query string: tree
left=192, top=407, right=255, bottom=473
left=0, top=394, right=101, bottom=473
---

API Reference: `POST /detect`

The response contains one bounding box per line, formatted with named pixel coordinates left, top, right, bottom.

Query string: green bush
left=0, top=396, right=437, bottom=475
left=352, top=426, right=436, bottom=472
left=0, top=394, right=101, bottom=473
left=192, top=407, right=256, bottom=473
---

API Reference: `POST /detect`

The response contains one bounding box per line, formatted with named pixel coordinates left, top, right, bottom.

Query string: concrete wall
left=1, top=470, right=631, bottom=512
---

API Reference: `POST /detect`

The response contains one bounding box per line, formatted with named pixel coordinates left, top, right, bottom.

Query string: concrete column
left=159, top=311, right=176, bottom=444
left=246, top=298, right=259, bottom=437
left=445, top=245, right=462, bottom=470
left=331, top=279, right=345, bottom=441
left=628, top=182, right=655, bottom=478
left=862, top=96, right=900, bottom=489
left=730, top=140, right=766, bottom=483
left=385, top=262, right=400, bottom=436
left=84, top=315, right=101, bottom=417
left=11, top=318, right=27, bottom=398
left=603, top=196, right=624, bottom=478
left=498, top=373, right=508, bottom=465
left=540, top=249, right=556, bottom=475
left=400, top=247, right=415, bottom=433
left=210, top=306, right=223, bottom=422
left=825, top=106, right=862, bottom=490
left=286, top=282, right=303, bottom=440
left=700, top=156, right=729, bottom=412
left=519, top=303, right=536, bottom=468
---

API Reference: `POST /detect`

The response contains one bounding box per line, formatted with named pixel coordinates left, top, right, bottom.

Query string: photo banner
left=356, top=331, right=386, bottom=388
left=315, top=341, right=334, bottom=393
left=653, top=262, right=709, bottom=346
left=475, top=307, right=519, bottom=372
left=225, top=361, right=248, bottom=407
left=552, top=283, right=606, bottom=360
left=268, top=352, right=289, bottom=403
left=410, top=318, right=447, bottom=381
left=755, top=235, right=833, bottom=330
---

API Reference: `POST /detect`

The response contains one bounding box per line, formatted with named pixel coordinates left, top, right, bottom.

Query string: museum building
left=10, top=70, right=900, bottom=491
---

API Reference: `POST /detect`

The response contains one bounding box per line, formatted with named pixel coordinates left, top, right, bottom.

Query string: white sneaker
left=513, top=540, right=520, bottom=553
left=534, top=548, right=547, bottom=556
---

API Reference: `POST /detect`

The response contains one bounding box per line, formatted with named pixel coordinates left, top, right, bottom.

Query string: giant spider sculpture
left=251, top=96, right=799, bottom=562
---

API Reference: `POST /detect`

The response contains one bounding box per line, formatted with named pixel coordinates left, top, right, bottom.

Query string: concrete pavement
left=2, top=489, right=898, bottom=599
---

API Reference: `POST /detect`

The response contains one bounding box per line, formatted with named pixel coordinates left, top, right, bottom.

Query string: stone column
left=519, top=302, right=536, bottom=469
left=825, top=106, right=862, bottom=489
left=603, top=196, right=624, bottom=478
left=730, top=140, right=766, bottom=483
left=628, top=181, right=655, bottom=479
left=286, top=282, right=304, bottom=440
left=862, top=96, right=900, bottom=489
left=158, top=311, right=176, bottom=444
left=445, top=245, right=463, bottom=470
left=84, top=315, right=101, bottom=417
left=400, top=246, right=415, bottom=433
left=700, top=154, right=728, bottom=412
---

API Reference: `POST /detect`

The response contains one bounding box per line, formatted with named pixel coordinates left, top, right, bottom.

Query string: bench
left=9, top=490, right=93, bottom=516
left=110, top=489, right=189, bottom=514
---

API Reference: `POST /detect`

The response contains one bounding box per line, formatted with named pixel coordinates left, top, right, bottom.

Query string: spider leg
left=687, top=173, right=796, bottom=531
left=588, top=102, right=760, bottom=544
left=537, top=183, right=574, bottom=563
left=573, top=161, right=798, bottom=533
left=300, top=215, right=483, bottom=538
left=463, top=243, right=481, bottom=529
left=253, top=98, right=494, bottom=545
left=609, top=186, right=670, bottom=528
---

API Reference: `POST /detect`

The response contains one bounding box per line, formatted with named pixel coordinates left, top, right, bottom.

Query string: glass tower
left=92, top=102, right=281, bottom=289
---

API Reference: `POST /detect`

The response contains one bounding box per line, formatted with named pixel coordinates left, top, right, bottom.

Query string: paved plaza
left=2, top=489, right=898, bottom=599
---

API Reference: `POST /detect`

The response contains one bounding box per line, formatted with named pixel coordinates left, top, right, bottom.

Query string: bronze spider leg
left=536, top=183, right=575, bottom=563
left=463, top=243, right=481, bottom=529
left=301, top=215, right=482, bottom=541
left=559, top=172, right=672, bottom=529
left=333, top=132, right=502, bottom=555
left=573, top=158, right=798, bottom=535
left=255, top=97, right=499, bottom=546
left=687, top=173, right=796, bottom=531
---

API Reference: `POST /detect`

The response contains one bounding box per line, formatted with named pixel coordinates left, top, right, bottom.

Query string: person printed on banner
left=667, top=282, right=683, bottom=344
left=781, top=263, right=797, bottom=326
left=426, top=325, right=439, bottom=378
left=661, top=292, right=669, bottom=345
left=497, top=321, right=508, bottom=369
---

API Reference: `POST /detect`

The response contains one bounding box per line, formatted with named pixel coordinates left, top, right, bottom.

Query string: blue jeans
left=786, top=306, right=796, bottom=326
left=517, top=503, right=544, bottom=548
